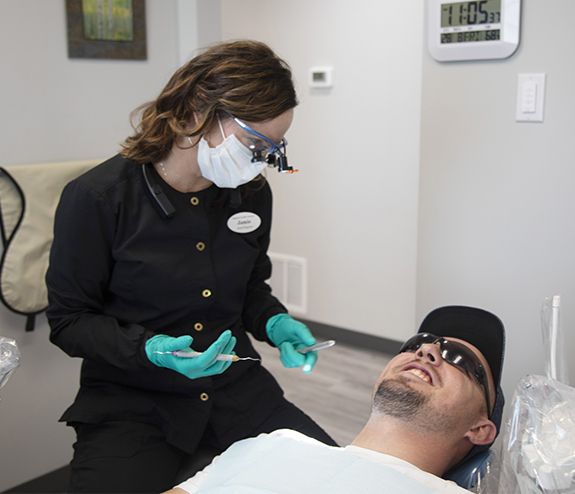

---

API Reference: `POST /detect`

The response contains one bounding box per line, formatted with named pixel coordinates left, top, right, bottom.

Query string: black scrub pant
left=68, top=398, right=336, bottom=493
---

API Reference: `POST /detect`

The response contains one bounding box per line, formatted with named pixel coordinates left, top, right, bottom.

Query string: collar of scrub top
left=230, top=115, right=296, bottom=173
left=142, top=162, right=176, bottom=218
left=143, top=161, right=243, bottom=218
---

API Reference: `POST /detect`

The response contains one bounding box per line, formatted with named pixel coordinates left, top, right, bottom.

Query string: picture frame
left=66, top=0, right=147, bottom=60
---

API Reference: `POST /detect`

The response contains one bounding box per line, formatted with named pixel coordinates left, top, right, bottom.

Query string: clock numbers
left=441, top=0, right=501, bottom=28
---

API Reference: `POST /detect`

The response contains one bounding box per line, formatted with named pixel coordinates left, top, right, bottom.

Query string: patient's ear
left=464, top=418, right=497, bottom=446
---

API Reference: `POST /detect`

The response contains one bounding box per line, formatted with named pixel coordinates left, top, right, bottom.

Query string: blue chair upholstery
left=444, top=449, right=493, bottom=491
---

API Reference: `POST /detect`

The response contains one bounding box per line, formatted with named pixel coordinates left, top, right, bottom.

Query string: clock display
left=441, top=29, right=500, bottom=44
left=441, top=0, right=502, bottom=28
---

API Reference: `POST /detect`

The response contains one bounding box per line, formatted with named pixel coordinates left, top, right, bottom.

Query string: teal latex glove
left=266, top=313, right=317, bottom=373
left=145, top=330, right=236, bottom=379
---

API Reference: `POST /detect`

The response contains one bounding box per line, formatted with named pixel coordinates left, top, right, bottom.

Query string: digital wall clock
left=427, top=0, right=521, bottom=62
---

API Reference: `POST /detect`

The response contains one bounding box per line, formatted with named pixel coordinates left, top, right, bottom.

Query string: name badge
left=227, top=212, right=261, bottom=234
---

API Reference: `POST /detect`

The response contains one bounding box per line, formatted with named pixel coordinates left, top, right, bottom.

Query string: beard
left=373, top=379, right=427, bottom=418
left=373, top=378, right=456, bottom=433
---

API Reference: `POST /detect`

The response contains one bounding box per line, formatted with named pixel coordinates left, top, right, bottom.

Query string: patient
left=165, top=306, right=505, bottom=494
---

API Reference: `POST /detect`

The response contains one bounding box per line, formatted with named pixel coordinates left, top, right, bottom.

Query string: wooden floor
left=250, top=337, right=392, bottom=446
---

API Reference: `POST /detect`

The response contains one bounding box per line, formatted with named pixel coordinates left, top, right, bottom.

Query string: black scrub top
left=46, top=154, right=287, bottom=453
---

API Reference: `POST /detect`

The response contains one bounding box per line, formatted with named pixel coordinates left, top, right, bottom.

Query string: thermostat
left=427, top=0, right=521, bottom=62
left=309, top=67, right=333, bottom=88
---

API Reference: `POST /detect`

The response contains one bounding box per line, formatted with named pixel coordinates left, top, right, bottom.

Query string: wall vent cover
left=268, top=252, right=307, bottom=314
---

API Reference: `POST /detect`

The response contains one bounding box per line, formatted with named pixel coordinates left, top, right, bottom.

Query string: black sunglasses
left=398, top=333, right=491, bottom=415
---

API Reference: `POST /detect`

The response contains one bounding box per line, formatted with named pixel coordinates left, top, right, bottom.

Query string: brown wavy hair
left=121, top=40, right=298, bottom=164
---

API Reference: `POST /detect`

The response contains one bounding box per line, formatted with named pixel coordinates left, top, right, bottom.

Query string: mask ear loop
left=217, top=115, right=227, bottom=139
left=191, top=116, right=227, bottom=147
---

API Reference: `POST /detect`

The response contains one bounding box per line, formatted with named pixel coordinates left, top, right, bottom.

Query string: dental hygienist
left=46, top=40, right=336, bottom=493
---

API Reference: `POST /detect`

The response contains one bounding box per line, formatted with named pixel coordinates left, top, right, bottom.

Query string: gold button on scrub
left=202, top=289, right=212, bottom=298
left=190, top=197, right=200, bottom=206
left=194, top=322, right=204, bottom=332
left=200, top=392, right=209, bottom=402
left=196, top=241, right=206, bottom=251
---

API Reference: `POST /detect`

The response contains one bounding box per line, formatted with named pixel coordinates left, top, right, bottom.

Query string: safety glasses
left=231, top=116, right=295, bottom=173
left=398, top=333, right=491, bottom=415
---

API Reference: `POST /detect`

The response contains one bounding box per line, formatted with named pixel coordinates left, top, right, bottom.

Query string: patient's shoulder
left=255, top=429, right=335, bottom=449
left=267, top=429, right=323, bottom=441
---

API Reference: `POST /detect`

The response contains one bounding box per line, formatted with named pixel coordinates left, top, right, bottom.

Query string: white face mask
left=195, top=118, right=267, bottom=189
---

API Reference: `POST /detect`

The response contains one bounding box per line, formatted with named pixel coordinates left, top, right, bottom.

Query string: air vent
left=268, top=252, right=307, bottom=314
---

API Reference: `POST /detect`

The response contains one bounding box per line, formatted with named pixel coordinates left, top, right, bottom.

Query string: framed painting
left=66, top=0, right=147, bottom=60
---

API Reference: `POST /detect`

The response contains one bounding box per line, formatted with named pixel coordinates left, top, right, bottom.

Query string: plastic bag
left=0, top=336, right=20, bottom=391
left=498, top=375, right=575, bottom=493
left=474, top=448, right=502, bottom=494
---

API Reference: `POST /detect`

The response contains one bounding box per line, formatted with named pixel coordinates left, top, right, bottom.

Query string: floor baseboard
left=300, top=318, right=402, bottom=355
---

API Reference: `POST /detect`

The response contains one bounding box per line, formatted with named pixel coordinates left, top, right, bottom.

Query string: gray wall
left=176, top=0, right=221, bottom=65
left=0, top=0, right=182, bottom=489
left=417, top=0, right=575, bottom=403
left=1, top=0, right=181, bottom=165
left=221, top=0, right=423, bottom=342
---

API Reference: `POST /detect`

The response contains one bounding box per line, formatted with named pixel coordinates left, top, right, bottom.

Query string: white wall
left=176, top=0, right=221, bottom=65
left=221, top=0, right=423, bottom=342
left=0, top=0, right=183, bottom=489
left=417, top=0, right=575, bottom=403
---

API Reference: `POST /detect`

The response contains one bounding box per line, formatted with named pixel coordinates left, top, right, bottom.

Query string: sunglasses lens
left=399, top=333, right=436, bottom=353
left=441, top=345, right=474, bottom=374
left=440, top=341, right=490, bottom=413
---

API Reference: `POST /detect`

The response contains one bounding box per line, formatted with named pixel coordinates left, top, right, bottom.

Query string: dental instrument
left=153, top=350, right=260, bottom=362
left=298, top=340, right=336, bottom=354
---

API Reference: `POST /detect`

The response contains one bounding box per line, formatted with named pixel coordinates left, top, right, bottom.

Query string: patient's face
left=373, top=337, right=493, bottom=434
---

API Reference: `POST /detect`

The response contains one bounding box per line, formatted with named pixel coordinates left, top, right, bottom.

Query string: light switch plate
left=516, top=73, right=546, bottom=122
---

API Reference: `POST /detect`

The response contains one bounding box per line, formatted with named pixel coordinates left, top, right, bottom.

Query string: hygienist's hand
left=266, top=314, right=317, bottom=373
left=145, top=330, right=236, bottom=379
